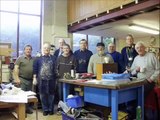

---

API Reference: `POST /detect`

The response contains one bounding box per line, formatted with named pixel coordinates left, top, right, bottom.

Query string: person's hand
left=15, top=78, right=21, bottom=85
left=33, top=77, right=37, bottom=85
left=136, top=67, right=140, bottom=72
left=123, top=70, right=128, bottom=73
left=147, top=78, right=153, bottom=83
left=106, top=71, right=112, bottom=74
left=126, top=66, right=131, bottom=72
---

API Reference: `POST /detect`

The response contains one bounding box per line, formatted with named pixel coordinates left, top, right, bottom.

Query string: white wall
left=41, top=0, right=68, bottom=47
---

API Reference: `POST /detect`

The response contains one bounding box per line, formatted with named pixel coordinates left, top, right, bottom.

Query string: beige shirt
left=88, top=53, right=114, bottom=75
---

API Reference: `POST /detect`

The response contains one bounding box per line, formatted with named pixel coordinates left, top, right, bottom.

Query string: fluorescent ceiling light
left=129, top=24, right=159, bottom=35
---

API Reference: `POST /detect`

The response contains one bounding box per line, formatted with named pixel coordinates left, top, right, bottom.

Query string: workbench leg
left=63, top=83, right=69, bottom=102
left=17, top=103, right=25, bottom=120
left=111, top=90, right=118, bottom=120
left=137, top=85, right=144, bottom=120
left=35, top=103, right=38, bottom=120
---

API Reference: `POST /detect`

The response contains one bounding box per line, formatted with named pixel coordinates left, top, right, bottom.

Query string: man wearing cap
left=88, top=42, right=114, bottom=75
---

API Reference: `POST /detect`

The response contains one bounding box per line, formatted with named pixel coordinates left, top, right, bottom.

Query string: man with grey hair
left=131, top=41, right=159, bottom=83
left=54, top=38, right=66, bottom=58
left=106, top=43, right=123, bottom=73
left=129, top=41, right=159, bottom=119
left=131, top=41, right=159, bottom=98
left=33, top=42, right=57, bottom=116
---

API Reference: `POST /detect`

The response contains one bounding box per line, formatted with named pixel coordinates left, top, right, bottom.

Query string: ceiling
left=76, top=9, right=159, bottom=39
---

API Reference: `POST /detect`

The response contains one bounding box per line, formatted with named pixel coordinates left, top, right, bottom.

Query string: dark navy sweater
left=74, top=49, right=93, bottom=73
left=106, top=51, right=123, bottom=73
left=121, top=46, right=138, bottom=72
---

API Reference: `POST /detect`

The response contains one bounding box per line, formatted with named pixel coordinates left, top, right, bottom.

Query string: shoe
left=26, top=108, right=33, bottom=114
left=43, top=111, right=48, bottom=116
left=56, top=111, right=61, bottom=116
left=48, top=111, right=54, bottom=115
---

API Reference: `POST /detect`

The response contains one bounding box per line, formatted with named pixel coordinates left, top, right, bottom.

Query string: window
left=0, top=12, right=18, bottom=57
left=88, top=35, right=101, bottom=54
left=0, top=0, right=41, bottom=58
left=73, top=33, right=86, bottom=52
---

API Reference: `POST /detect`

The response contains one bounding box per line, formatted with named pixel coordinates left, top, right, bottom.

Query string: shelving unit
left=147, top=46, right=160, bottom=86
left=147, top=46, right=160, bottom=61
left=0, top=56, right=2, bottom=83
left=0, top=46, right=14, bottom=83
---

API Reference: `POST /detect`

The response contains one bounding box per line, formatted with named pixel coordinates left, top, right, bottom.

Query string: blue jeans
left=40, top=94, right=54, bottom=112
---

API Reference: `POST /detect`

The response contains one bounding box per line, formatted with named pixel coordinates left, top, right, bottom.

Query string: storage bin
left=62, top=113, right=75, bottom=120
left=62, top=112, right=102, bottom=120
left=67, top=96, right=83, bottom=108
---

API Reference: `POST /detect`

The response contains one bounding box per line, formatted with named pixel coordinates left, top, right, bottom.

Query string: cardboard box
left=96, top=63, right=118, bottom=80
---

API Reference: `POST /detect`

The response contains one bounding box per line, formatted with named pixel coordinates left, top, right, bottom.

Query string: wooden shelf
left=147, top=46, right=160, bottom=49
left=147, top=46, right=160, bottom=61
left=0, top=56, right=2, bottom=83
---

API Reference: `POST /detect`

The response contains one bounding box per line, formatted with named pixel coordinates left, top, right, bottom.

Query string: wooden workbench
left=59, top=79, right=145, bottom=120
left=0, top=97, right=38, bottom=120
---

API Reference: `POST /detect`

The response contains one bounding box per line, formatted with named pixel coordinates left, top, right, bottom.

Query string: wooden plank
left=0, top=48, right=14, bottom=56
left=59, top=79, right=145, bottom=90
left=68, top=0, right=159, bottom=32
left=17, top=103, right=25, bottom=120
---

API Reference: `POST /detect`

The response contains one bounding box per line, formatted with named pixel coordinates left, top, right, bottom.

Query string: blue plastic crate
left=67, top=96, right=83, bottom=108
left=62, top=113, right=75, bottom=120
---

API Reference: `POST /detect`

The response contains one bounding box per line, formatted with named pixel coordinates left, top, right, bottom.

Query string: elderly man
left=131, top=41, right=159, bottom=98
left=54, top=38, right=66, bottom=58
left=74, top=39, right=93, bottom=73
left=88, top=42, right=114, bottom=75
left=106, top=43, right=123, bottom=73
left=14, top=44, right=34, bottom=114
left=131, top=41, right=159, bottom=119
left=33, top=43, right=57, bottom=116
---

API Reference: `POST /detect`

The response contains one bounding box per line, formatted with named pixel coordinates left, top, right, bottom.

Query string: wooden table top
left=59, top=79, right=145, bottom=90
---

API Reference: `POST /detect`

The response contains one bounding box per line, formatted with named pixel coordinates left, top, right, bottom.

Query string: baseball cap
left=96, top=42, right=105, bottom=47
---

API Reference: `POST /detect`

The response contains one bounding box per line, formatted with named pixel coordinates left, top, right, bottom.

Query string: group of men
left=13, top=34, right=159, bottom=118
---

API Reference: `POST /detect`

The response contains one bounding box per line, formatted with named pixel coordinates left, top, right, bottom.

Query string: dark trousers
left=144, top=80, right=155, bottom=100
left=144, top=80, right=156, bottom=120
left=40, top=94, right=54, bottom=112
left=20, top=77, right=33, bottom=111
